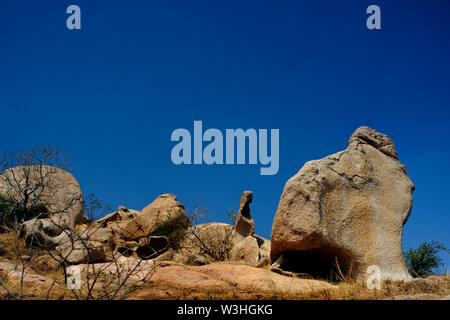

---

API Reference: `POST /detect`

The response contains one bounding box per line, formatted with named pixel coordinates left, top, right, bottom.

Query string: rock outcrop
left=271, top=126, right=414, bottom=281
left=234, top=191, right=255, bottom=239
left=129, top=263, right=335, bottom=299
left=229, top=191, right=271, bottom=267
left=66, top=195, right=189, bottom=264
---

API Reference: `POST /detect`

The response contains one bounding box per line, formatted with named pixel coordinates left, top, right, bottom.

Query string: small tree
left=83, top=193, right=113, bottom=222
left=404, top=241, right=449, bottom=277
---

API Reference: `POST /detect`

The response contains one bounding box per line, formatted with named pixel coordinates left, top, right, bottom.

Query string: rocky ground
left=1, top=250, right=449, bottom=300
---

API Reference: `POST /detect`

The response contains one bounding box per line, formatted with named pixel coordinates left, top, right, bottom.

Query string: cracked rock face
left=270, top=126, right=414, bottom=281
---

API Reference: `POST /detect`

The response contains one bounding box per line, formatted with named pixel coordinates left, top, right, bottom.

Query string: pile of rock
left=72, top=193, right=190, bottom=265
left=0, top=126, right=417, bottom=287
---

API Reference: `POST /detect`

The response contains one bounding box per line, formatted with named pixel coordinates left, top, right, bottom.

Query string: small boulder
left=57, top=240, right=106, bottom=264
left=229, top=236, right=260, bottom=266
left=97, top=206, right=140, bottom=225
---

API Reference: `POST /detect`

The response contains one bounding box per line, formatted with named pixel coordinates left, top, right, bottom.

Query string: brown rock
left=229, top=236, right=260, bottom=266
left=176, top=222, right=233, bottom=264
left=76, top=256, right=161, bottom=284
left=32, top=255, right=61, bottom=272
left=97, top=206, right=140, bottom=225
left=0, top=165, right=83, bottom=228
left=0, top=257, right=63, bottom=296
left=115, top=236, right=169, bottom=260
left=271, top=126, right=414, bottom=281
left=111, top=194, right=189, bottom=240
left=84, top=227, right=116, bottom=248
left=140, top=263, right=335, bottom=297
left=234, top=191, right=255, bottom=239
left=21, top=218, right=72, bottom=247
left=386, top=294, right=443, bottom=300
left=254, top=234, right=271, bottom=263
left=57, top=240, right=106, bottom=264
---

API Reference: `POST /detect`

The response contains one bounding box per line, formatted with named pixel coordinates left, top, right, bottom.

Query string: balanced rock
left=271, top=126, right=414, bottom=281
left=229, top=191, right=271, bottom=267
left=234, top=191, right=255, bottom=239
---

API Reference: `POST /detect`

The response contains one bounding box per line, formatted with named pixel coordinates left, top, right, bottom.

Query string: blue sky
left=1, top=1, right=449, bottom=269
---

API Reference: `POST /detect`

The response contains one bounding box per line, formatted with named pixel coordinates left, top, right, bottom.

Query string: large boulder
left=270, top=126, right=414, bottom=281
left=110, top=194, right=189, bottom=241
left=0, top=165, right=83, bottom=228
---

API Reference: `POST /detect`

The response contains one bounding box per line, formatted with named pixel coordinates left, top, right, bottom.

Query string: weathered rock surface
left=234, top=191, right=255, bottom=239
left=174, top=222, right=233, bottom=265
left=97, top=206, right=140, bottom=225
left=83, top=227, right=115, bottom=249
left=0, top=165, right=83, bottom=228
left=228, top=191, right=271, bottom=267
left=21, top=218, right=72, bottom=247
left=130, top=262, right=335, bottom=299
left=229, top=236, right=260, bottom=266
left=110, top=194, right=189, bottom=240
left=76, top=256, right=164, bottom=284
left=57, top=240, right=106, bottom=264
left=0, top=257, right=63, bottom=297
left=271, top=126, right=414, bottom=281
left=386, top=294, right=443, bottom=300
left=115, top=236, right=169, bottom=259
left=254, top=234, right=271, bottom=262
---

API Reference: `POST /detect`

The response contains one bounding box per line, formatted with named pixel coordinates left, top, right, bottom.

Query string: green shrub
left=404, top=241, right=449, bottom=277
left=152, top=218, right=188, bottom=250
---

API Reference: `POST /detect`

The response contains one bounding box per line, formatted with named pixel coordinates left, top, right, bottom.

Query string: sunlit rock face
left=271, top=126, right=414, bottom=281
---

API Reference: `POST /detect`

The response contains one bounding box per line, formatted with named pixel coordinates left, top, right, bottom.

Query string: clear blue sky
left=1, top=1, right=449, bottom=270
